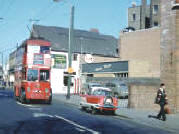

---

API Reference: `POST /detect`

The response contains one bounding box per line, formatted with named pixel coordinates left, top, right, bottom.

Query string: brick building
left=128, top=0, right=160, bottom=30
left=30, top=25, right=119, bottom=94
left=124, top=0, right=179, bottom=113
left=160, top=0, right=179, bottom=113
left=119, top=27, right=160, bottom=78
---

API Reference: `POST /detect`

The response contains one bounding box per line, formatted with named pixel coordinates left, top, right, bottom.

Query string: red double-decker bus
left=13, top=39, right=52, bottom=104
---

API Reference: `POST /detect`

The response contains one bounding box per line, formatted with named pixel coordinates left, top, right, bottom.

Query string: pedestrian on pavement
left=156, top=83, right=168, bottom=121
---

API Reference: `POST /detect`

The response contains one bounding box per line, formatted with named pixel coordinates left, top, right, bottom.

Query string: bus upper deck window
left=40, top=46, right=50, bottom=54
left=40, top=70, right=49, bottom=81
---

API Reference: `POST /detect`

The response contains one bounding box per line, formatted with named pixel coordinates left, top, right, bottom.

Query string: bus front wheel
left=20, top=90, right=26, bottom=104
left=46, top=95, right=52, bottom=104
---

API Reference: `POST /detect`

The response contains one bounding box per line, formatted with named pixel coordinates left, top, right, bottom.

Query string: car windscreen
left=91, top=84, right=103, bottom=87
left=93, top=89, right=112, bottom=96
left=40, top=70, right=50, bottom=82
left=120, top=84, right=126, bottom=87
left=105, top=83, right=116, bottom=87
left=27, top=69, right=38, bottom=81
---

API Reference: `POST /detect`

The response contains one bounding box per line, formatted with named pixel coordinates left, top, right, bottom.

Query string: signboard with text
left=52, top=54, right=67, bottom=69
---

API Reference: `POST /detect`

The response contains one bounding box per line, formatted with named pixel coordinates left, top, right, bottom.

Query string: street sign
left=85, top=54, right=94, bottom=63
left=64, top=71, right=76, bottom=75
left=68, top=67, right=74, bottom=74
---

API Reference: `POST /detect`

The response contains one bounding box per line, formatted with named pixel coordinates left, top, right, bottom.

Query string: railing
left=85, top=77, right=160, bottom=86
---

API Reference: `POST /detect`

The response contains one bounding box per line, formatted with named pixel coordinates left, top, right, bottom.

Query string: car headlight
left=45, top=88, right=49, bottom=93
left=105, top=98, right=113, bottom=104
left=27, top=87, right=31, bottom=92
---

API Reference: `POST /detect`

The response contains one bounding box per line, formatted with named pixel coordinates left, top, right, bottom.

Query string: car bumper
left=96, top=104, right=118, bottom=111
left=80, top=102, right=118, bottom=111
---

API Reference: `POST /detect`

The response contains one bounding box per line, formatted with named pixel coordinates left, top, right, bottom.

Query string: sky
left=0, top=0, right=142, bottom=64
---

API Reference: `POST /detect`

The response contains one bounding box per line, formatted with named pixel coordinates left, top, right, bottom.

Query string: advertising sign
left=28, top=46, right=40, bottom=53
left=52, top=54, right=66, bottom=69
left=33, top=54, right=44, bottom=65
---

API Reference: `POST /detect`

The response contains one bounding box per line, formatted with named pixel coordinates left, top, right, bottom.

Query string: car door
left=86, top=90, right=101, bottom=104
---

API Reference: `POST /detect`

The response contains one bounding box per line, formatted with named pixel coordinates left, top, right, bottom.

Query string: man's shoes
left=162, top=118, right=166, bottom=121
left=156, top=116, right=161, bottom=120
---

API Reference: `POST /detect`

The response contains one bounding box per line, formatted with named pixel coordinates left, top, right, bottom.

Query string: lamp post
left=66, top=6, right=75, bottom=99
left=0, top=52, right=4, bottom=86
left=53, top=0, right=75, bottom=99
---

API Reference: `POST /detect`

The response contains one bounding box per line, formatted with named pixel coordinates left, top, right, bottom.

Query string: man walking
left=157, top=83, right=168, bottom=121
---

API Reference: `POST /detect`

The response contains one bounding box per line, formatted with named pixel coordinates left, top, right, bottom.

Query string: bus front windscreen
left=40, top=70, right=49, bottom=82
left=27, top=69, right=38, bottom=81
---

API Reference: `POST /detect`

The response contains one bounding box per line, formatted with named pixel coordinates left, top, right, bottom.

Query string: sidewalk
left=53, top=94, right=179, bottom=133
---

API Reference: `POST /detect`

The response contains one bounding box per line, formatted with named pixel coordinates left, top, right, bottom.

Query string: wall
left=128, top=6, right=141, bottom=30
left=80, top=54, right=120, bottom=64
left=128, top=83, right=160, bottom=110
left=150, top=0, right=161, bottom=27
left=160, top=0, right=177, bottom=113
left=51, top=51, right=80, bottom=94
left=120, top=28, right=160, bottom=78
left=141, top=0, right=147, bottom=29
left=93, top=73, right=115, bottom=78
left=176, top=8, right=179, bottom=113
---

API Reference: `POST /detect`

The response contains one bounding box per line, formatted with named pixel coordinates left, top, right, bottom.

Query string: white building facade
left=50, top=51, right=81, bottom=94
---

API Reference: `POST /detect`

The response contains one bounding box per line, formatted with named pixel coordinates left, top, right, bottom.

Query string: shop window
left=87, top=74, right=93, bottom=77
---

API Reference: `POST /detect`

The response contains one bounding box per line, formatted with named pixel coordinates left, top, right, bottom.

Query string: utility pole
left=1, top=52, right=3, bottom=81
left=66, top=6, right=75, bottom=99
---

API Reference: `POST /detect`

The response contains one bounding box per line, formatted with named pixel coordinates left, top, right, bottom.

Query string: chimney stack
left=132, top=2, right=137, bottom=8
left=90, top=28, right=99, bottom=34
left=140, top=0, right=147, bottom=29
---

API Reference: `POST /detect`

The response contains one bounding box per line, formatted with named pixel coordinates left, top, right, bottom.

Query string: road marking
left=29, top=107, right=42, bottom=111
left=16, top=102, right=41, bottom=107
left=33, top=113, right=54, bottom=118
left=75, top=127, right=86, bottom=132
left=55, top=115, right=100, bottom=134
left=0, top=93, right=9, bottom=97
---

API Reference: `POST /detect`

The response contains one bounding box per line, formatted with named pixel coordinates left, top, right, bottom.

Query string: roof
left=82, top=61, right=128, bottom=74
left=31, top=25, right=118, bottom=57
left=92, top=87, right=112, bottom=92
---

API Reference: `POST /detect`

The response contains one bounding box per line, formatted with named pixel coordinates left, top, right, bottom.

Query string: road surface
left=0, top=89, right=171, bottom=134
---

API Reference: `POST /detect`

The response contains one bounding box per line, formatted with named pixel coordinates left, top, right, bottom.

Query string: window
left=40, top=46, right=50, bottom=54
left=87, top=74, right=93, bottom=77
left=40, top=70, right=49, bottom=81
left=92, top=89, right=112, bottom=96
left=27, top=69, right=38, bottom=81
left=115, top=73, right=128, bottom=78
left=105, top=83, right=116, bottom=88
left=63, top=76, right=73, bottom=86
left=153, top=5, right=158, bottom=14
left=133, top=13, right=136, bottom=21
left=154, top=22, right=158, bottom=26
left=22, top=68, right=26, bottom=80
left=33, top=54, right=44, bottom=65
left=73, top=54, right=78, bottom=61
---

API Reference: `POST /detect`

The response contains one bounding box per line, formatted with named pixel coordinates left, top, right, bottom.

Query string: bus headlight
left=27, top=87, right=31, bottom=92
left=45, top=88, right=49, bottom=93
